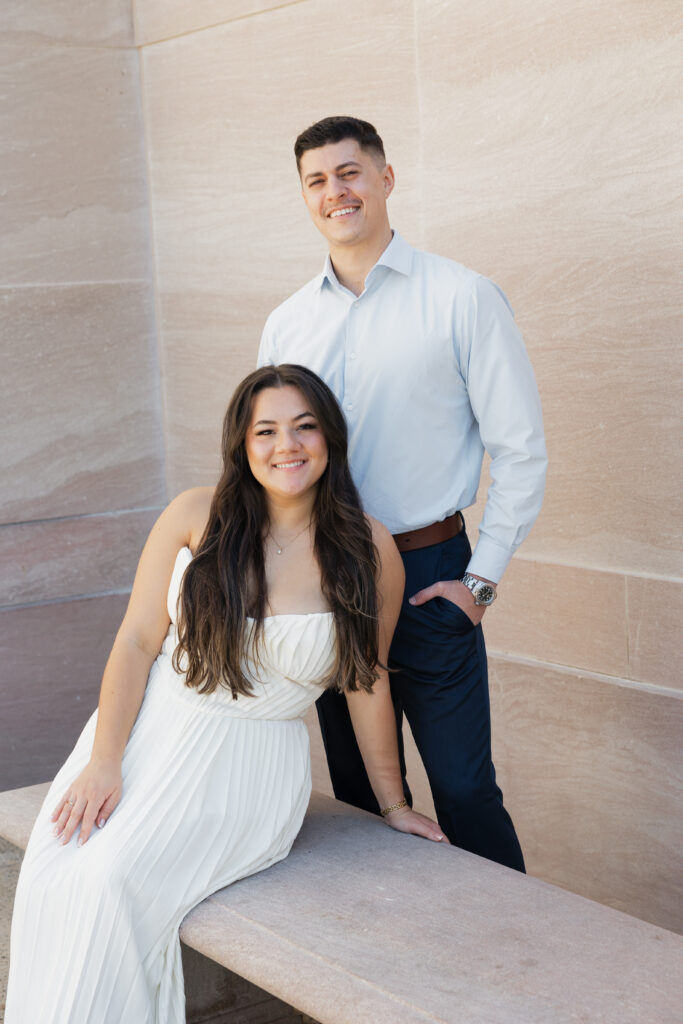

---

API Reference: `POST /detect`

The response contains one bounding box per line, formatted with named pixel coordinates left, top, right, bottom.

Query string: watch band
left=460, top=573, right=497, bottom=606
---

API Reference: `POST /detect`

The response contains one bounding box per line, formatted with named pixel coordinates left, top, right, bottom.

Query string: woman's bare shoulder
left=165, top=486, right=215, bottom=551
left=366, top=515, right=404, bottom=580
left=366, top=513, right=392, bottom=547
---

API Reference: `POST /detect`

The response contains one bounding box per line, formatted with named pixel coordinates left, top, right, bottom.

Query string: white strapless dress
left=6, top=547, right=334, bottom=1023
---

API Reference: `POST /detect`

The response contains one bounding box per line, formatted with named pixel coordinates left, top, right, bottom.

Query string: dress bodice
left=156, top=546, right=335, bottom=719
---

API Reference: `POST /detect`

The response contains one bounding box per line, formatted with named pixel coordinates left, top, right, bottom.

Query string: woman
left=6, top=364, right=445, bottom=1023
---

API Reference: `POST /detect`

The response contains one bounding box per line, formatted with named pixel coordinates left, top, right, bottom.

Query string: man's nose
left=325, top=175, right=348, bottom=200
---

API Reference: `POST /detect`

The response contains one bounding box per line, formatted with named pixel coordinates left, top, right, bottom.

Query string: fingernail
left=97, top=818, right=105, bottom=829
left=77, top=836, right=84, bottom=847
left=60, top=835, right=68, bottom=845
left=408, top=596, right=417, bottom=605
left=53, top=826, right=60, bottom=836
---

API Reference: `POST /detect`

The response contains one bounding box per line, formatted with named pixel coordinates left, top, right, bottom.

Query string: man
left=257, top=116, right=546, bottom=871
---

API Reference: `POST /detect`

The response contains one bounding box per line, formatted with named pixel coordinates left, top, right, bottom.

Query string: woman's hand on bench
left=384, top=807, right=449, bottom=843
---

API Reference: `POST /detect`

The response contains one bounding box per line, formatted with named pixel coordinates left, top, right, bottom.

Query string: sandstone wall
left=0, top=2, right=166, bottom=788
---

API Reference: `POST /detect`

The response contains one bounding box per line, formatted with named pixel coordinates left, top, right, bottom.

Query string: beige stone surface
left=182, top=944, right=313, bottom=1023
left=134, top=0, right=297, bottom=46
left=0, top=508, right=161, bottom=607
left=489, top=654, right=683, bottom=933
left=155, top=291, right=261, bottom=491
left=415, top=0, right=683, bottom=83
left=310, top=648, right=683, bottom=934
left=0, top=785, right=49, bottom=851
left=182, top=793, right=683, bottom=1024
left=1, top=283, right=166, bottom=524
left=304, top=706, right=333, bottom=798
left=0, top=594, right=128, bottom=790
left=626, top=576, right=683, bottom=690
left=2, top=786, right=681, bottom=1023
left=3, top=784, right=681, bottom=1023
left=465, top=499, right=682, bottom=685
left=1, top=0, right=133, bottom=46
left=1, top=38, right=149, bottom=285
left=141, top=0, right=422, bottom=494
left=417, top=6, right=683, bottom=578
left=485, top=558, right=630, bottom=678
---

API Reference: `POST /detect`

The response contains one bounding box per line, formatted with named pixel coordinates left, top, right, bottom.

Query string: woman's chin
left=264, top=480, right=317, bottom=503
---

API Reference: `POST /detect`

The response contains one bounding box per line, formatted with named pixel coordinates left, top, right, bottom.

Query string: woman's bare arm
left=52, top=487, right=213, bottom=847
left=345, top=518, right=447, bottom=844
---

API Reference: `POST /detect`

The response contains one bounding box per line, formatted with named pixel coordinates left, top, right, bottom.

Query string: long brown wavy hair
left=173, top=364, right=381, bottom=698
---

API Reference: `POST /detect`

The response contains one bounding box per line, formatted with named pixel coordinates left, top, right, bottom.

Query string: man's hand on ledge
left=408, top=577, right=492, bottom=627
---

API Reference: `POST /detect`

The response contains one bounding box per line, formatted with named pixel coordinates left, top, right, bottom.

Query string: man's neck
left=328, top=225, right=393, bottom=297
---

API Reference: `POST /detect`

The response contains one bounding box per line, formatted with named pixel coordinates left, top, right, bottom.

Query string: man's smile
left=327, top=206, right=359, bottom=219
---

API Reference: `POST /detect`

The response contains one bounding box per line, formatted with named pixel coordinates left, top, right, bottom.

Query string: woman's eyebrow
left=253, top=411, right=315, bottom=426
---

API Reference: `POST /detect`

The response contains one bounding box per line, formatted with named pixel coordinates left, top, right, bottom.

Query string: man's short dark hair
left=294, top=116, right=386, bottom=172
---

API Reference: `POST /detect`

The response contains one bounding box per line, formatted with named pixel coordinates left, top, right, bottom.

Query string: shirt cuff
left=466, top=535, right=514, bottom=585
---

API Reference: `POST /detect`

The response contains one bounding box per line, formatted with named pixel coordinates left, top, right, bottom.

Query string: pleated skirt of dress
left=5, top=656, right=312, bottom=1024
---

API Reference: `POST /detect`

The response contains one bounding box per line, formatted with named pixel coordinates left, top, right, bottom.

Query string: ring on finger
left=66, top=797, right=75, bottom=806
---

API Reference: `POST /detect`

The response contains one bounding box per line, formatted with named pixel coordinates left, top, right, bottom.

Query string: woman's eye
left=298, top=422, right=316, bottom=430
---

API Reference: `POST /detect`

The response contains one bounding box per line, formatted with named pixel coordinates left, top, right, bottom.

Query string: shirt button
left=346, top=403, right=353, bottom=411
left=350, top=352, right=357, bottom=360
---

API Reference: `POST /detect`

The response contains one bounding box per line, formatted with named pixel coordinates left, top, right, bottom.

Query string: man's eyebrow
left=253, top=411, right=316, bottom=426
left=303, top=161, right=361, bottom=184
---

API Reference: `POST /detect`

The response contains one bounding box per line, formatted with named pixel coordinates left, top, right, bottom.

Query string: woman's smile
left=272, top=458, right=307, bottom=469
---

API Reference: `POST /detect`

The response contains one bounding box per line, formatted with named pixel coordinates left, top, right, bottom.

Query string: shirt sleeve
left=256, top=313, right=278, bottom=368
left=457, top=276, right=547, bottom=583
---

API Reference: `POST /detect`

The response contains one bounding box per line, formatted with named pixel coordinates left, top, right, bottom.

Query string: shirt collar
left=375, top=230, right=413, bottom=276
left=318, top=230, right=414, bottom=291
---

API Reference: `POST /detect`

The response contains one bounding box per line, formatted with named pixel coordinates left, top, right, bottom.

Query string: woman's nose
left=275, top=429, right=301, bottom=452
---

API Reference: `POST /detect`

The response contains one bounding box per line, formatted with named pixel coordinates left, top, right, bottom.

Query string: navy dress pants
left=316, top=525, right=525, bottom=872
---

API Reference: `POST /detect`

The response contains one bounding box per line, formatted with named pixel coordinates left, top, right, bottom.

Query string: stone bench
left=1, top=784, right=682, bottom=1024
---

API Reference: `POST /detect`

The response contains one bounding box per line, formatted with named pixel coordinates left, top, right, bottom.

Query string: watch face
left=475, top=584, right=495, bottom=604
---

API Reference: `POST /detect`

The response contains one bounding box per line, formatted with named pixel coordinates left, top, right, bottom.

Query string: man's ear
left=383, top=164, right=395, bottom=198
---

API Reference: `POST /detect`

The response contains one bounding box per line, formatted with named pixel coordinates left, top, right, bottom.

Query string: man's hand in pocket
left=409, top=578, right=485, bottom=626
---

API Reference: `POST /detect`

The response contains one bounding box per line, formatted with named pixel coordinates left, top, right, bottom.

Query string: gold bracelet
left=380, top=798, right=408, bottom=817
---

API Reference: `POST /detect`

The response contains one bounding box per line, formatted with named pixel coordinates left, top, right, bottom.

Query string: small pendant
left=276, top=547, right=283, bottom=555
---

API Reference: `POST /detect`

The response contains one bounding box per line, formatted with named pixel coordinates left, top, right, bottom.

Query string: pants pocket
left=433, top=595, right=476, bottom=634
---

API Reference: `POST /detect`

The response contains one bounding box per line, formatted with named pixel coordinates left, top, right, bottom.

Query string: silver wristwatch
left=460, top=573, right=497, bottom=606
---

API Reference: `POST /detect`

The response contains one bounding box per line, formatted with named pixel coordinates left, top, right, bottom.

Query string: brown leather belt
left=393, top=512, right=463, bottom=553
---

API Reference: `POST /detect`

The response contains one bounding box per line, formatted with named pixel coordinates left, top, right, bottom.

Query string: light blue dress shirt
left=258, top=232, right=547, bottom=582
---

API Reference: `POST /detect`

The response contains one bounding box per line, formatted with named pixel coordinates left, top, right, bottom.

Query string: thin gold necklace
left=266, top=521, right=311, bottom=555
